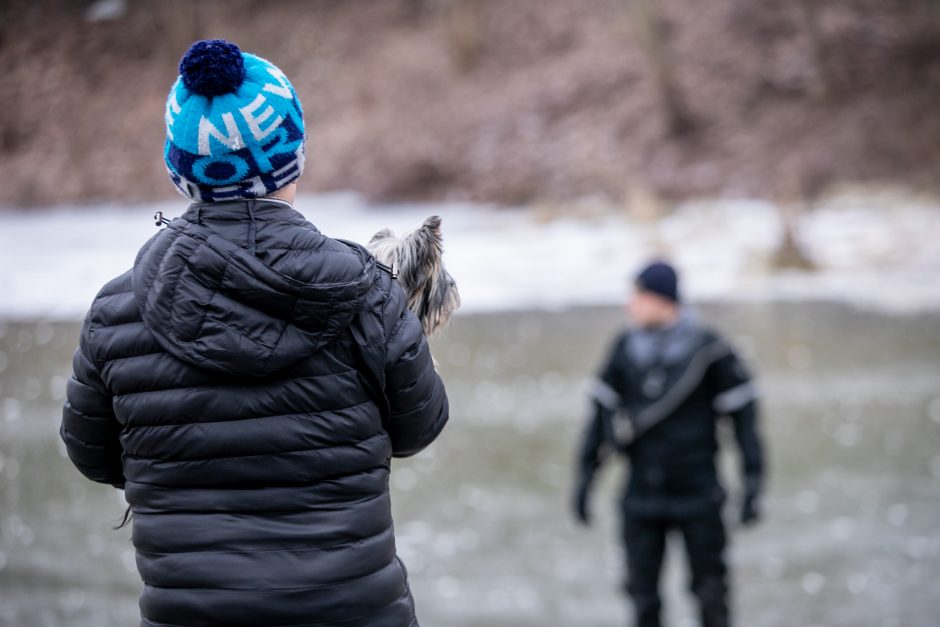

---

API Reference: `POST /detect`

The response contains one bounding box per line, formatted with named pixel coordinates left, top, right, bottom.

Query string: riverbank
left=1, top=188, right=938, bottom=319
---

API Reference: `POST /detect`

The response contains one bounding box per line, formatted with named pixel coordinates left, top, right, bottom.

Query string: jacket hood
left=132, top=199, right=376, bottom=377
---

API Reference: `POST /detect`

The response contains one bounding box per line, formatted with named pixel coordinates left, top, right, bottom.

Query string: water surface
left=1, top=302, right=938, bottom=626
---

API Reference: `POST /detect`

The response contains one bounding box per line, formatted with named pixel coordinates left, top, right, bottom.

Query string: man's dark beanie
left=635, top=261, right=680, bottom=303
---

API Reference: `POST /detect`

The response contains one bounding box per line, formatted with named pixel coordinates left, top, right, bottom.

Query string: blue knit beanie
left=635, top=261, right=680, bottom=303
left=164, top=40, right=305, bottom=203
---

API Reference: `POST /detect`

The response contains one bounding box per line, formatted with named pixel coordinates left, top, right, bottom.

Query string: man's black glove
left=572, top=476, right=592, bottom=526
left=740, top=485, right=761, bottom=526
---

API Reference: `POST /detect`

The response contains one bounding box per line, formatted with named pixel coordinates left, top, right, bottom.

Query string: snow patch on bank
left=1, top=192, right=938, bottom=319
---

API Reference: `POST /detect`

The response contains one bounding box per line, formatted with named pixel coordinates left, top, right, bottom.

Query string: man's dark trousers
left=623, top=508, right=729, bottom=627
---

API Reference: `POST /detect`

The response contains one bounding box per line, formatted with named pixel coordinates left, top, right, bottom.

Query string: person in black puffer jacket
left=59, top=40, right=449, bottom=627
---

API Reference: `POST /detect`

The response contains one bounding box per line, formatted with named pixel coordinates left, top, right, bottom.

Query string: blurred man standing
left=573, top=261, right=764, bottom=627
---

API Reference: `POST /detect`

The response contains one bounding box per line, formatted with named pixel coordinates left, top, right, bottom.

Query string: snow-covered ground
left=1, top=190, right=938, bottom=319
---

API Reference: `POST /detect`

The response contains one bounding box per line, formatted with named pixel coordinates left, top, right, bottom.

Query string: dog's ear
left=404, top=215, right=443, bottom=278
left=408, top=215, right=443, bottom=257
left=395, top=216, right=444, bottom=295
left=369, top=228, right=395, bottom=246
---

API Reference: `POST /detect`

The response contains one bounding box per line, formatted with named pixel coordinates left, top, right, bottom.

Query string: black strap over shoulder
left=622, top=339, right=731, bottom=441
left=601, top=325, right=732, bottom=447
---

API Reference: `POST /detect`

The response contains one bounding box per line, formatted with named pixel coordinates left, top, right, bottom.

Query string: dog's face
left=368, top=216, right=460, bottom=336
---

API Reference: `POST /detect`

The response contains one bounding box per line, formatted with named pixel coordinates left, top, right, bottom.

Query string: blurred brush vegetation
left=2, top=0, right=940, bottom=207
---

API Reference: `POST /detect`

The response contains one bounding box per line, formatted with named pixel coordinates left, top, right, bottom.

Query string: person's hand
left=572, top=478, right=592, bottom=526
left=740, top=490, right=761, bottom=526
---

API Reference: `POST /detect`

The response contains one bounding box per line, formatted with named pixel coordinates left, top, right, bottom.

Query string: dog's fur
left=367, top=216, right=460, bottom=336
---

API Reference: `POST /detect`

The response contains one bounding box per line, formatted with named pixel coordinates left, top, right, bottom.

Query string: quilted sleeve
left=382, top=283, right=449, bottom=458
left=59, top=314, right=125, bottom=489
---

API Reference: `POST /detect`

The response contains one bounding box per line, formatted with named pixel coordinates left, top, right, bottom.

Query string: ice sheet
left=1, top=192, right=938, bottom=319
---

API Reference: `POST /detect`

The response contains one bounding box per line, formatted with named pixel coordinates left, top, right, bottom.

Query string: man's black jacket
left=578, top=316, right=763, bottom=519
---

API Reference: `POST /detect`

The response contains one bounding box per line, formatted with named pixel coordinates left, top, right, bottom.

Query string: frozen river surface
left=1, top=302, right=939, bottom=627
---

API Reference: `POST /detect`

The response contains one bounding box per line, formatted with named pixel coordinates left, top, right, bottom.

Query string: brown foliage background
left=2, top=0, right=939, bottom=207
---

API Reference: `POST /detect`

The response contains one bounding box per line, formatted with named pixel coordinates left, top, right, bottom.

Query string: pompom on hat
left=164, top=39, right=305, bottom=203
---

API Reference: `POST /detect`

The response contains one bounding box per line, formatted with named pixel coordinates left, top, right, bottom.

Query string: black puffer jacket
left=60, top=199, right=449, bottom=627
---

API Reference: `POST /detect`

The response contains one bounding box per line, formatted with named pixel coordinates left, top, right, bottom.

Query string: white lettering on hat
left=197, top=113, right=244, bottom=155
left=262, top=66, right=293, bottom=100
left=165, top=89, right=182, bottom=141
left=239, top=94, right=283, bottom=142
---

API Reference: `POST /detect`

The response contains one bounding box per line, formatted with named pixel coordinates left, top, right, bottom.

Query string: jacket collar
left=182, top=197, right=303, bottom=224
left=180, top=198, right=310, bottom=256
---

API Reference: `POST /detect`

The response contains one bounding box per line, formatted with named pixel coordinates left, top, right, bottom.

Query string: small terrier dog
left=367, top=216, right=460, bottom=336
